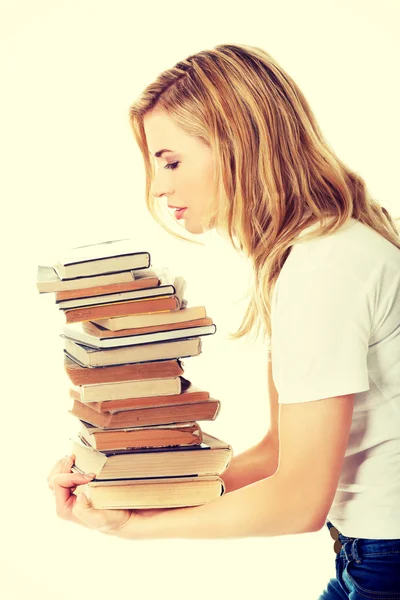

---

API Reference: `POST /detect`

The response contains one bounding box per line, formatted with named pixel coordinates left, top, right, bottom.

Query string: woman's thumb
left=72, top=492, right=99, bottom=527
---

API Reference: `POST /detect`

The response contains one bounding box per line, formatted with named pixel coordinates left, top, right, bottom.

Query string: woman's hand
left=47, top=454, right=134, bottom=534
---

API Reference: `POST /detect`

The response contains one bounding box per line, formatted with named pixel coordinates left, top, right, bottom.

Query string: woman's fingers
left=47, top=455, right=75, bottom=490
left=52, top=472, right=96, bottom=519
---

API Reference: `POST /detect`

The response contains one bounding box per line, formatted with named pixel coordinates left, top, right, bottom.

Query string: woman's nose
left=151, top=176, right=174, bottom=199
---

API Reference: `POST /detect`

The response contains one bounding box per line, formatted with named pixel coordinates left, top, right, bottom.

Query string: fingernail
left=84, top=472, right=96, bottom=479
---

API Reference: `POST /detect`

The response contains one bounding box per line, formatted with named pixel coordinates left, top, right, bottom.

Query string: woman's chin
left=182, top=218, right=204, bottom=235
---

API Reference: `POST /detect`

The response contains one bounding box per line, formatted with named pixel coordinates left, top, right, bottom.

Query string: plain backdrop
left=1, top=1, right=399, bottom=598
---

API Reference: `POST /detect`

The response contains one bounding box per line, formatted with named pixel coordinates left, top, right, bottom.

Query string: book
left=62, top=321, right=216, bottom=349
left=82, top=317, right=214, bottom=338
left=63, top=294, right=185, bottom=324
left=78, top=420, right=203, bottom=451
left=69, top=398, right=221, bottom=428
left=64, top=337, right=202, bottom=367
left=70, top=432, right=232, bottom=479
left=64, top=354, right=184, bottom=385
left=36, top=266, right=136, bottom=294
left=71, top=379, right=209, bottom=413
left=69, top=376, right=182, bottom=403
left=54, top=239, right=150, bottom=279
left=56, top=271, right=185, bottom=310
left=72, top=474, right=225, bottom=509
left=93, top=306, right=207, bottom=331
left=55, top=275, right=159, bottom=302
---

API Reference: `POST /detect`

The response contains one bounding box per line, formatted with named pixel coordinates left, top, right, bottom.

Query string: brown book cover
left=72, top=474, right=225, bottom=509
left=69, top=397, right=220, bottom=428
left=55, top=276, right=159, bottom=301
left=64, top=354, right=184, bottom=386
left=70, top=379, right=209, bottom=413
left=82, top=317, right=213, bottom=338
left=78, top=420, right=203, bottom=451
left=64, top=295, right=181, bottom=324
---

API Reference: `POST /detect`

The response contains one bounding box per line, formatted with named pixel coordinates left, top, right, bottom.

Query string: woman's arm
left=221, top=358, right=280, bottom=493
left=112, top=392, right=353, bottom=541
left=221, top=432, right=279, bottom=493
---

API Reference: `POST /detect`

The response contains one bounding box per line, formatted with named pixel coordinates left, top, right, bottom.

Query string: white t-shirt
left=271, top=216, right=400, bottom=539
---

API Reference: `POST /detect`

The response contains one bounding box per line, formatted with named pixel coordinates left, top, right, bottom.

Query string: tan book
left=55, top=276, right=159, bottom=301
left=69, top=398, right=220, bottom=428
left=64, top=354, right=184, bottom=386
left=70, top=432, right=232, bottom=479
left=64, top=337, right=202, bottom=367
left=93, top=306, right=207, bottom=331
left=82, top=317, right=213, bottom=338
left=36, top=266, right=136, bottom=294
left=54, top=240, right=150, bottom=279
left=62, top=320, right=216, bottom=349
left=64, top=295, right=182, bottom=324
left=78, top=420, right=203, bottom=451
left=72, top=474, right=225, bottom=509
left=76, top=380, right=209, bottom=413
left=69, top=376, right=182, bottom=404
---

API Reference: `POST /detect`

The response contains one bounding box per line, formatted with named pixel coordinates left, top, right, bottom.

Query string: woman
left=48, top=43, right=400, bottom=598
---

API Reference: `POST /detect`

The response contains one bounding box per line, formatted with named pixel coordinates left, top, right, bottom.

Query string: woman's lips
left=174, top=207, right=187, bottom=220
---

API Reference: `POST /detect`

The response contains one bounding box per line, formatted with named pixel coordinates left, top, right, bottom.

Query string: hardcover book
left=73, top=473, right=225, bottom=509
left=70, top=432, right=232, bottom=479
left=54, top=239, right=151, bottom=279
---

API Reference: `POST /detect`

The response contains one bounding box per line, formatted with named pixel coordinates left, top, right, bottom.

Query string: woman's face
left=143, top=109, right=215, bottom=235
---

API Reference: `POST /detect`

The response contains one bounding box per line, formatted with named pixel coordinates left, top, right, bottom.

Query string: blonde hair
left=129, top=43, right=400, bottom=350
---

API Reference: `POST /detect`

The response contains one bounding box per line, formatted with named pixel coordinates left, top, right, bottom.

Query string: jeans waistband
left=326, top=520, right=400, bottom=561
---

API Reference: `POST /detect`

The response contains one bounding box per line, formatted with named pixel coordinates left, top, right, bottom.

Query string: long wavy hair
left=129, top=43, right=400, bottom=349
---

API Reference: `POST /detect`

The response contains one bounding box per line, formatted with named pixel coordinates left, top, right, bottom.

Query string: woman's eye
left=164, top=161, right=180, bottom=170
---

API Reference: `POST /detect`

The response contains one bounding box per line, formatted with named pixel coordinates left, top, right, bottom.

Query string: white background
left=1, top=1, right=399, bottom=598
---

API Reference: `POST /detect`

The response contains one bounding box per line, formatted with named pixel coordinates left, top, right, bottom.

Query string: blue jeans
left=318, top=520, right=400, bottom=599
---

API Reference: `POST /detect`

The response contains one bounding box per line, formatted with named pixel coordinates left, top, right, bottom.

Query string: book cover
left=62, top=321, right=216, bottom=348
left=55, top=239, right=151, bottom=279
left=64, top=337, right=202, bottom=367
left=70, top=431, right=232, bottom=479
left=69, top=397, right=221, bottom=428
left=56, top=271, right=184, bottom=309
left=36, top=266, right=136, bottom=293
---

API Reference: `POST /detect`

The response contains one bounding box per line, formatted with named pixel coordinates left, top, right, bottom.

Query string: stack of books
left=37, top=239, right=232, bottom=509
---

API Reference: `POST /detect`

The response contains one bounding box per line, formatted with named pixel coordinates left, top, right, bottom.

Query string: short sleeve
left=271, top=266, right=372, bottom=403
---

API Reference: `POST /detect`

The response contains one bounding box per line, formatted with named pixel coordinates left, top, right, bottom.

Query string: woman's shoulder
left=283, top=217, right=400, bottom=282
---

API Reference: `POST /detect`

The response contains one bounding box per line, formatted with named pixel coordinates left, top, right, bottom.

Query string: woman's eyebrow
left=154, top=149, right=175, bottom=157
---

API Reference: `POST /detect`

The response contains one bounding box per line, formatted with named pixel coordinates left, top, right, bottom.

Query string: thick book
left=93, top=306, right=207, bottom=331
left=64, top=337, right=202, bottom=367
left=36, top=266, right=136, bottom=294
left=82, top=317, right=213, bottom=338
left=63, top=295, right=185, bottom=325
left=64, top=354, right=184, bottom=385
left=72, top=474, right=225, bottom=509
left=69, top=397, right=220, bottom=428
left=69, top=376, right=182, bottom=403
left=71, top=379, right=209, bottom=413
left=62, top=320, right=216, bottom=349
left=78, top=420, right=203, bottom=451
left=54, top=239, right=150, bottom=279
left=55, top=274, right=159, bottom=302
left=56, top=272, right=185, bottom=310
left=70, top=432, right=232, bottom=479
